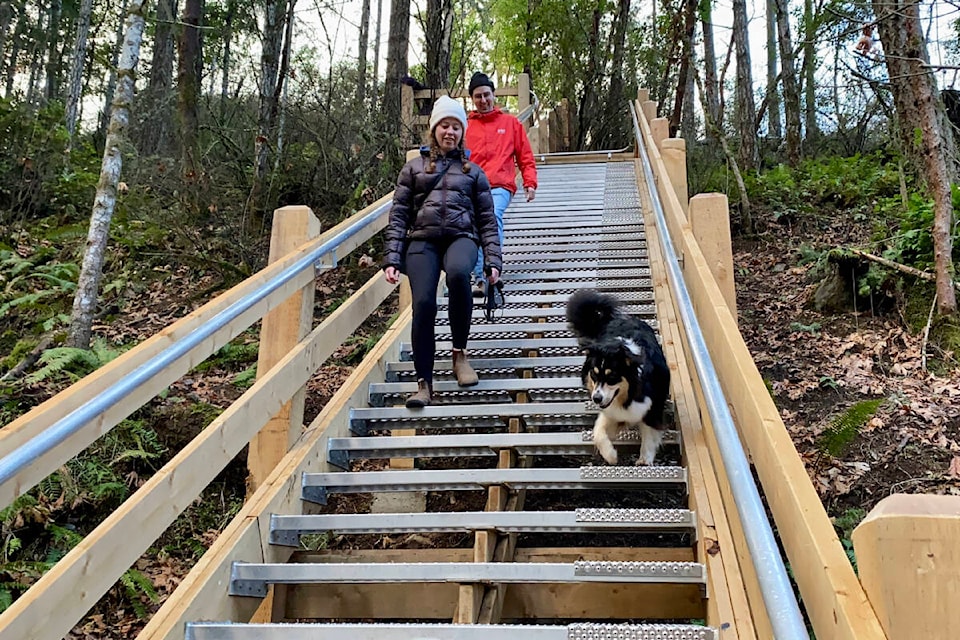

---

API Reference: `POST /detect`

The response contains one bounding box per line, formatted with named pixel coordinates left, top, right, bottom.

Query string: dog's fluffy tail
left=566, top=289, right=621, bottom=340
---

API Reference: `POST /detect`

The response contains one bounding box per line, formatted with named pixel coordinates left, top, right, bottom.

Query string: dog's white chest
left=602, top=396, right=652, bottom=425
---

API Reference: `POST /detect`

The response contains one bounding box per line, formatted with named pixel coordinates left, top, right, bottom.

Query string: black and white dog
left=566, top=289, right=670, bottom=465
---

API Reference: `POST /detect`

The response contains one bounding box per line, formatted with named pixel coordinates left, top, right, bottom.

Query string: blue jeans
left=473, top=187, right=512, bottom=281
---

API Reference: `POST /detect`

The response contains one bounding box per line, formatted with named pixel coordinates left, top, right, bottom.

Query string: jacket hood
left=468, top=107, right=503, bottom=121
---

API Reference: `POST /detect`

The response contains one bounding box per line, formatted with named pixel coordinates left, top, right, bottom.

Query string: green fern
left=24, top=339, right=122, bottom=384
left=818, top=399, right=883, bottom=456
left=119, top=568, right=159, bottom=618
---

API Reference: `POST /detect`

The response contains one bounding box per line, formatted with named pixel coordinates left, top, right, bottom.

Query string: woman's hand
left=384, top=266, right=400, bottom=284
left=487, top=266, right=500, bottom=285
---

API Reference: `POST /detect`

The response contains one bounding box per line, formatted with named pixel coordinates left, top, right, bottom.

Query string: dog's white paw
left=594, top=438, right=618, bottom=465
left=635, top=452, right=656, bottom=466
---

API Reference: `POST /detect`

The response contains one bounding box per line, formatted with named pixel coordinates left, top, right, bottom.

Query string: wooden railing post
left=637, top=87, right=650, bottom=103
left=518, top=73, right=531, bottom=130
left=247, top=206, right=320, bottom=496
left=650, top=117, right=669, bottom=150
left=641, top=99, right=657, bottom=124
left=401, top=82, right=416, bottom=146
left=852, top=494, right=960, bottom=640
left=661, top=138, right=688, bottom=215
left=688, top=193, right=736, bottom=317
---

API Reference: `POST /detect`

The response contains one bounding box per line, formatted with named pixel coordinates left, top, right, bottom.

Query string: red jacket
left=465, top=108, right=538, bottom=194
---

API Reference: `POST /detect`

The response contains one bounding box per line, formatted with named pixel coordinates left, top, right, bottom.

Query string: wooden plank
left=0, top=195, right=391, bottom=509
left=689, top=193, right=736, bottom=317
left=248, top=206, right=321, bottom=495
left=285, top=583, right=705, bottom=620
left=135, top=307, right=411, bottom=640
left=0, top=274, right=395, bottom=640
left=638, top=168, right=757, bottom=639
left=852, top=494, right=960, bottom=640
left=636, top=107, right=887, bottom=640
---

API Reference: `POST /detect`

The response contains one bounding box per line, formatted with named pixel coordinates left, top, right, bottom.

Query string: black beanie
left=468, top=72, right=495, bottom=95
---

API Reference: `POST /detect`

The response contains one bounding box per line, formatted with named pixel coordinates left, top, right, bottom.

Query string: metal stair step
left=228, top=560, right=706, bottom=596
left=369, top=376, right=588, bottom=405
left=437, top=292, right=654, bottom=308
left=326, top=430, right=680, bottom=468
left=300, top=465, right=687, bottom=504
left=268, top=508, right=696, bottom=546
left=386, top=355, right=582, bottom=379
left=502, top=279, right=652, bottom=292
left=504, top=250, right=648, bottom=261
left=185, top=622, right=718, bottom=640
left=349, top=400, right=597, bottom=433
left=501, top=267, right=651, bottom=282
left=434, top=304, right=656, bottom=323
left=504, top=235, right=646, bottom=248
left=504, top=259, right=647, bottom=271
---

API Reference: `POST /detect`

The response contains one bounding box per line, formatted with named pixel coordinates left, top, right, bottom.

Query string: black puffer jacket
left=382, top=149, right=501, bottom=274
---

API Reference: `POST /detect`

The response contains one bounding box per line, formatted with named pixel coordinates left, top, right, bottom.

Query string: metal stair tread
left=326, top=430, right=680, bottom=467
left=300, top=466, right=687, bottom=504
left=228, top=560, right=707, bottom=596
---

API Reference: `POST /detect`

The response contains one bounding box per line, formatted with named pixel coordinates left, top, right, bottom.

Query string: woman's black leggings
left=405, top=236, right=479, bottom=384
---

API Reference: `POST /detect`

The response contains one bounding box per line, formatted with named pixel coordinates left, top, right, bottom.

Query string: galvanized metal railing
left=630, top=101, right=809, bottom=640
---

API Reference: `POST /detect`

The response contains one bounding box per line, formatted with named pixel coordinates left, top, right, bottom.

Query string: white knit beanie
left=429, top=95, right=467, bottom=131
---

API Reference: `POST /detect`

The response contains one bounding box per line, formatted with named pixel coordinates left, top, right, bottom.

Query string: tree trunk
left=424, top=0, right=453, bottom=89
left=370, top=0, right=383, bottom=112
left=43, top=0, right=62, bottom=103
left=177, top=0, right=201, bottom=188
left=873, top=0, right=957, bottom=314
left=700, top=0, right=721, bottom=137
left=220, top=0, right=235, bottom=112
left=681, top=29, right=697, bottom=142
left=764, top=0, right=781, bottom=139
left=65, top=0, right=94, bottom=139
left=139, top=0, right=176, bottom=155
left=249, top=0, right=285, bottom=213
left=774, top=0, right=801, bottom=166
left=384, top=0, right=410, bottom=136
left=731, top=0, right=756, bottom=169
left=576, top=8, right=602, bottom=149
left=68, top=0, right=147, bottom=349
left=802, top=0, right=818, bottom=140
left=602, top=0, right=631, bottom=146
left=357, top=0, right=370, bottom=105
left=669, top=0, right=696, bottom=137
left=98, top=5, right=126, bottom=140
left=272, top=0, right=296, bottom=169
left=4, top=1, right=25, bottom=99
left=0, top=1, right=13, bottom=70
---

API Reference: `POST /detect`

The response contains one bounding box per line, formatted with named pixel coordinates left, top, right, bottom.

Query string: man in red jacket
left=464, top=71, right=538, bottom=296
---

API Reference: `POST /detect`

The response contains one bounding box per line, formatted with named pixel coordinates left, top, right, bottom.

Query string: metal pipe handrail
left=516, top=90, right=540, bottom=125
left=0, top=201, right=391, bottom=490
left=629, top=101, right=808, bottom=640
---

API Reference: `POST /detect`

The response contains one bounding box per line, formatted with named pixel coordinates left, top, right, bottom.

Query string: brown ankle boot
left=452, top=349, right=479, bottom=387
left=405, top=378, right=432, bottom=408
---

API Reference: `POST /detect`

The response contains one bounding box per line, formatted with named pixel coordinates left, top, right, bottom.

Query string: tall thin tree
left=177, top=0, right=201, bottom=189
left=98, top=4, right=127, bottom=140
left=731, top=0, right=756, bottom=169
left=43, top=0, right=62, bottom=103
left=700, top=0, right=721, bottom=137
left=139, top=0, right=177, bottom=155
left=68, top=0, right=148, bottom=349
left=384, top=0, right=410, bottom=137
left=357, top=0, right=370, bottom=105
left=65, top=0, right=94, bottom=139
left=765, top=0, right=781, bottom=139
left=220, top=0, right=236, bottom=112
left=370, top=0, right=383, bottom=112
left=802, top=0, right=818, bottom=139
left=424, top=0, right=453, bottom=89
left=774, top=0, right=801, bottom=165
left=249, top=0, right=285, bottom=214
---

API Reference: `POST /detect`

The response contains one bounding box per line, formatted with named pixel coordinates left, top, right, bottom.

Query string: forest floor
left=59, top=205, right=960, bottom=637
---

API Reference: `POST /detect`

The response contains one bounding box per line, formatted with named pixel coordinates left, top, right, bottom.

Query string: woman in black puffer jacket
left=383, top=95, right=502, bottom=408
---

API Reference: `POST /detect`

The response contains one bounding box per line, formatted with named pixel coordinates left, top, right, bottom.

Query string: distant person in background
left=855, top=23, right=875, bottom=58
left=382, top=95, right=502, bottom=407
left=465, top=71, right=538, bottom=297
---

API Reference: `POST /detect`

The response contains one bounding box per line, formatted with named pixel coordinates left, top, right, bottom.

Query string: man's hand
left=384, top=266, right=400, bottom=284
left=525, top=187, right=536, bottom=202
left=487, top=266, right=500, bottom=285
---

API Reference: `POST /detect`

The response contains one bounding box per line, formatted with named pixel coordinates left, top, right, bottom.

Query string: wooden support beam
left=248, top=206, right=320, bottom=496
left=852, top=494, right=960, bottom=640
left=642, top=100, right=658, bottom=123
